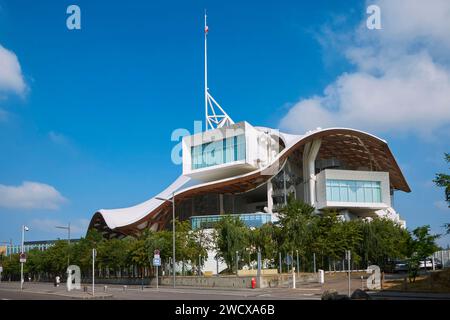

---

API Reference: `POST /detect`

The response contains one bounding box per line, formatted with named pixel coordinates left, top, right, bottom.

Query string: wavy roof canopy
left=88, top=127, right=410, bottom=238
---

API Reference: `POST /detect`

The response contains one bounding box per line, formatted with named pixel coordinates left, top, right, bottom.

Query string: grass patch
left=383, top=269, right=450, bottom=293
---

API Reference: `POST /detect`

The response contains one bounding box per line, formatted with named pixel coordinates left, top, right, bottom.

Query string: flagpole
left=204, top=10, right=208, bottom=131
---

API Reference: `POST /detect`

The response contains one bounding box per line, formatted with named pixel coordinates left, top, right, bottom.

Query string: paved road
left=0, top=289, right=71, bottom=300
left=2, top=275, right=448, bottom=300
left=0, top=282, right=322, bottom=300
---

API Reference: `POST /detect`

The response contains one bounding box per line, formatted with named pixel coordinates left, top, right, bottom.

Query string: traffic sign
left=19, top=253, right=26, bottom=263
left=285, top=255, right=293, bottom=265
left=154, top=249, right=160, bottom=260
left=153, top=257, right=161, bottom=266
left=345, top=250, right=351, bottom=260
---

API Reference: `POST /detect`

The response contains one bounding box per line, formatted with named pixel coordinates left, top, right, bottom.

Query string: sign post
left=153, top=249, right=161, bottom=289
left=92, top=248, right=96, bottom=296
left=19, top=252, right=26, bottom=290
left=346, top=250, right=351, bottom=297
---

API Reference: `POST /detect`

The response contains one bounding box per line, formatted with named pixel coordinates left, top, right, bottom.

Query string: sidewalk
left=0, top=282, right=112, bottom=299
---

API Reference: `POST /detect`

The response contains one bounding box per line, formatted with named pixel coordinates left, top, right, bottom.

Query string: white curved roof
left=90, top=126, right=406, bottom=232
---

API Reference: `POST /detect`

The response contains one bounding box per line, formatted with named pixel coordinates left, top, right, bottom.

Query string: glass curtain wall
left=326, top=179, right=382, bottom=203
left=191, top=134, right=246, bottom=170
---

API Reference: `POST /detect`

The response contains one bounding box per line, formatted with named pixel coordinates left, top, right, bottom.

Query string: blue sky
left=0, top=0, right=449, bottom=247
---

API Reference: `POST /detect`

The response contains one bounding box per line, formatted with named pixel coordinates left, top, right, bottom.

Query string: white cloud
left=434, top=200, right=449, bottom=211
left=0, top=44, right=27, bottom=96
left=280, top=0, right=450, bottom=136
left=30, top=218, right=89, bottom=236
left=48, top=131, right=69, bottom=145
left=0, top=181, right=67, bottom=210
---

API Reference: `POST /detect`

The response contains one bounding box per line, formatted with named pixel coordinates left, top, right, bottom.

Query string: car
left=419, top=258, right=442, bottom=270
left=393, top=260, right=408, bottom=273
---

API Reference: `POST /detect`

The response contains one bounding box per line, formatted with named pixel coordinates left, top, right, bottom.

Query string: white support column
left=267, top=180, right=273, bottom=213
left=302, top=142, right=311, bottom=203
left=219, top=194, right=224, bottom=214
left=302, top=139, right=321, bottom=207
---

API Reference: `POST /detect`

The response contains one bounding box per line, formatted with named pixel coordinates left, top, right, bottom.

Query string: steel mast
left=204, top=11, right=234, bottom=130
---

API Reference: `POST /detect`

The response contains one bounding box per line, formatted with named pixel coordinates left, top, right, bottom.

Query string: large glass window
left=326, top=179, right=382, bottom=203
left=191, top=213, right=271, bottom=230
left=191, top=134, right=246, bottom=170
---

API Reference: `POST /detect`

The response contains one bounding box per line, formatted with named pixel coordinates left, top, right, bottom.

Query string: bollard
left=83, top=286, right=87, bottom=292
left=123, top=285, right=127, bottom=291
left=104, top=285, right=107, bottom=292
left=361, top=276, right=364, bottom=290
left=292, top=267, right=296, bottom=289
left=318, top=269, right=324, bottom=284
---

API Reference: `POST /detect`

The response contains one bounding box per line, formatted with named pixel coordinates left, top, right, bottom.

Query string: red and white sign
left=19, top=253, right=26, bottom=263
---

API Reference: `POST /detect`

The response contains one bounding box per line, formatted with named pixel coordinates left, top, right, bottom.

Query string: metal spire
left=204, top=11, right=234, bottom=131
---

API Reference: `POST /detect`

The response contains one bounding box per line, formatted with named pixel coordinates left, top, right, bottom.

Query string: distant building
left=4, top=239, right=80, bottom=256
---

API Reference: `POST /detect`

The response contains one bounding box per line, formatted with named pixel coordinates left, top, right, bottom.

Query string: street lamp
left=55, top=222, right=71, bottom=266
left=20, top=225, right=29, bottom=290
left=155, top=193, right=176, bottom=288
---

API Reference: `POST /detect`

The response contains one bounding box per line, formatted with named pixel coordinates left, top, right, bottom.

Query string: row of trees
left=0, top=200, right=441, bottom=282
left=213, top=198, right=439, bottom=276
left=0, top=220, right=208, bottom=281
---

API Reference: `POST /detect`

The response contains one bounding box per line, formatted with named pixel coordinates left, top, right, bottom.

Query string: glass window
left=192, top=134, right=246, bottom=170
left=326, top=179, right=382, bottom=203
left=348, top=181, right=357, bottom=202
left=339, top=185, right=349, bottom=202
left=364, top=187, right=373, bottom=202
left=326, top=186, right=331, bottom=200
left=331, top=186, right=340, bottom=201
left=373, top=187, right=381, bottom=202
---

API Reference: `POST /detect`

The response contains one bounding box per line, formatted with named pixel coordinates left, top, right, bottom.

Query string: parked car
left=392, top=260, right=408, bottom=273
left=419, top=258, right=442, bottom=270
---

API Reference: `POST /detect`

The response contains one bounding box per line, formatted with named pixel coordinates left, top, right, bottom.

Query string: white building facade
left=87, top=14, right=410, bottom=274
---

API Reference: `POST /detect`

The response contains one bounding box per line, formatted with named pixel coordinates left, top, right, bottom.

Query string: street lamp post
left=55, top=222, right=71, bottom=266
left=20, top=225, right=29, bottom=290
left=155, top=193, right=176, bottom=288
left=235, top=251, right=239, bottom=276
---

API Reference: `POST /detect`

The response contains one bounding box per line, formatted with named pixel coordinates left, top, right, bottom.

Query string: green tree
left=433, top=153, right=450, bottom=234
left=406, top=225, right=440, bottom=282
left=214, top=216, right=249, bottom=273
left=71, top=229, right=104, bottom=276
left=1, top=253, right=20, bottom=280
left=276, top=197, right=317, bottom=260
left=97, top=238, right=130, bottom=277
left=249, top=223, right=277, bottom=263
left=42, top=240, right=71, bottom=277
left=356, top=218, right=410, bottom=269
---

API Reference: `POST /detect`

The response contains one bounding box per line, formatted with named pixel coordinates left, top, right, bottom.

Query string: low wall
left=237, top=269, right=278, bottom=276
left=156, top=272, right=318, bottom=289
left=81, top=278, right=151, bottom=286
